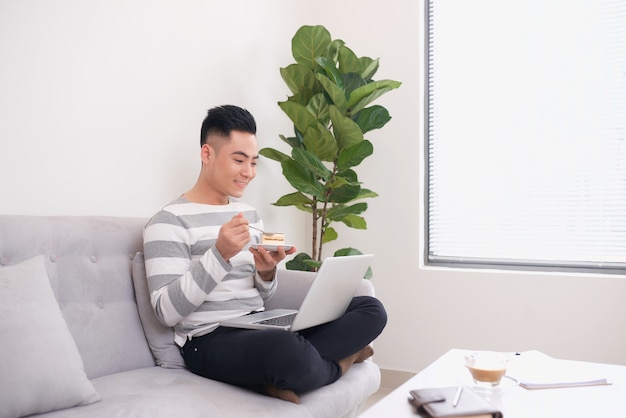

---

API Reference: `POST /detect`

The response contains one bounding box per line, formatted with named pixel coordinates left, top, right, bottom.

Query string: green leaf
left=292, top=148, right=333, bottom=181
left=294, top=204, right=313, bottom=214
left=304, top=260, right=323, bottom=270
left=356, top=188, right=379, bottom=199
left=338, top=45, right=362, bottom=74
left=360, top=57, right=379, bottom=80
left=334, top=247, right=363, bottom=257
left=315, top=56, right=344, bottom=89
left=259, top=147, right=290, bottom=163
left=316, top=73, right=347, bottom=113
left=324, top=39, right=345, bottom=63
left=337, top=140, right=373, bottom=171
left=327, top=202, right=368, bottom=222
left=329, top=105, right=363, bottom=149
left=364, top=268, right=373, bottom=279
left=289, top=89, right=316, bottom=106
left=280, top=64, right=317, bottom=95
left=343, top=73, right=367, bottom=99
left=303, top=124, right=338, bottom=162
left=329, top=183, right=361, bottom=204
left=363, top=267, right=373, bottom=280
left=286, top=253, right=318, bottom=272
left=347, top=80, right=402, bottom=115
left=294, top=128, right=305, bottom=144
left=322, top=227, right=338, bottom=244
left=338, top=168, right=358, bottom=182
left=274, top=191, right=314, bottom=206
left=306, top=93, right=330, bottom=126
left=341, top=214, right=367, bottom=229
left=278, top=100, right=318, bottom=134
left=278, top=134, right=304, bottom=149
left=292, top=25, right=331, bottom=69
left=281, top=159, right=326, bottom=198
left=353, top=105, right=392, bottom=133
left=329, top=176, right=349, bottom=189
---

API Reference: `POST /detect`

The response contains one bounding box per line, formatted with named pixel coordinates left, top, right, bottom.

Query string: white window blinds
left=426, top=0, right=626, bottom=271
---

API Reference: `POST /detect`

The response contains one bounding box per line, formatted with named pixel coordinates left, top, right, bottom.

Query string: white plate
left=249, top=244, right=294, bottom=252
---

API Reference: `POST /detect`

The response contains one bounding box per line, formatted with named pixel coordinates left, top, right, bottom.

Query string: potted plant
left=260, top=25, right=401, bottom=274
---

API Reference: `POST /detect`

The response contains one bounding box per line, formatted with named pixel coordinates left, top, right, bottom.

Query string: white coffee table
left=360, top=349, right=626, bottom=417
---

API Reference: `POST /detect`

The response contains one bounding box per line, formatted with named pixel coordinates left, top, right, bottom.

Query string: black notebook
left=408, top=386, right=503, bottom=418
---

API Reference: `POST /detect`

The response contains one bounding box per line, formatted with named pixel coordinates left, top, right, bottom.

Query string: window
left=426, top=0, right=626, bottom=273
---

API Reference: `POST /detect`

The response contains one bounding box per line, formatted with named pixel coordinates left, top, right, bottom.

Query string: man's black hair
left=200, top=105, right=257, bottom=146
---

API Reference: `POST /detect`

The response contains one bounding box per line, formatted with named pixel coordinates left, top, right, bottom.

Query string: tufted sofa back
left=0, top=215, right=156, bottom=379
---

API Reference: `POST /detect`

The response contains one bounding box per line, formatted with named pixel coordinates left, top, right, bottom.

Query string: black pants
left=181, top=296, right=387, bottom=394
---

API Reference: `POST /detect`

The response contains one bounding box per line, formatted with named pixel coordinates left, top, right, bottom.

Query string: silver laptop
left=220, top=254, right=374, bottom=332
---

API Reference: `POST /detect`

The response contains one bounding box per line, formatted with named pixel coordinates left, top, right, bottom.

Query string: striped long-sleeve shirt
left=143, top=196, right=276, bottom=346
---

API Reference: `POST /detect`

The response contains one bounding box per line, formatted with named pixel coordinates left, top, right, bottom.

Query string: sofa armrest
left=264, top=269, right=375, bottom=310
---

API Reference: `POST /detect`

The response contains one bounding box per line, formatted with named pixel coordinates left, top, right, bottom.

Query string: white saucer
left=249, top=244, right=294, bottom=251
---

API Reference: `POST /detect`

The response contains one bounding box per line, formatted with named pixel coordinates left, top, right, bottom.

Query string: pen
left=452, top=384, right=463, bottom=407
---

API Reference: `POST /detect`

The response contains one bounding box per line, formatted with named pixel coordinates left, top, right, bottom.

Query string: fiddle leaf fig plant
left=259, top=25, right=401, bottom=273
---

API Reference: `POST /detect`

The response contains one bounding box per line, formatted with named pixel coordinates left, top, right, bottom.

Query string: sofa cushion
left=132, top=252, right=186, bottom=369
left=0, top=256, right=100, bottom=417
left=36, top=363, right=380, bottom=418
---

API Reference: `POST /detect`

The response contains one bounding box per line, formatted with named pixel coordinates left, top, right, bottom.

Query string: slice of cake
left=261, top=232, right=285, bottom=245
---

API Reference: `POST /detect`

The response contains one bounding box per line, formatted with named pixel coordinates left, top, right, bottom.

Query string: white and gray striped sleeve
left=143, top=211, right=230, bottom=327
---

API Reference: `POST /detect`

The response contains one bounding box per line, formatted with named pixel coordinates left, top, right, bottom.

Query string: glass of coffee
left=464, top=351, right=509, bottom=387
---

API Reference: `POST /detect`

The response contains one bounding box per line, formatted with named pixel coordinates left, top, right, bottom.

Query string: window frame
left=422, top=0, right=626, bottom=275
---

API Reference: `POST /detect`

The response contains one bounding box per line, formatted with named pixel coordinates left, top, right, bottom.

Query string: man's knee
left=352, top=296, right=388, bottom=332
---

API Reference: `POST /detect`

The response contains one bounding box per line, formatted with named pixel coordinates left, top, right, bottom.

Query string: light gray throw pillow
left=0, top=255, right=100, bottom=418
left=131, top=252, right=185, bottom=369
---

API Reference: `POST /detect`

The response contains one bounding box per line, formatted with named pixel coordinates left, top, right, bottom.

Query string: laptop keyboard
left=255, top=313, right=297, bottom=327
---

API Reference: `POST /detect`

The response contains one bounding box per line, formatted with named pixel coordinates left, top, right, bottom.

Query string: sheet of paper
left=505, top=350, right=610, bottom=390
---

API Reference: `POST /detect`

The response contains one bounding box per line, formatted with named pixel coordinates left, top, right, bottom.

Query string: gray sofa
left=0, top=215, right=380, bottom=418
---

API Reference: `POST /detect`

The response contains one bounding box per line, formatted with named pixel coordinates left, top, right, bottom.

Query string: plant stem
left=316, top=161, right=338, bottom=263
left=311, top=200, right=319, bottom=262
left=318, top=198, right=329, bottom=263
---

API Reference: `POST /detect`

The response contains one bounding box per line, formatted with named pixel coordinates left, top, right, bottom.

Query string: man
left=143, top=105, right=387, bottom=403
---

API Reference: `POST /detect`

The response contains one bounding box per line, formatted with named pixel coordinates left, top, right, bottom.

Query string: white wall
left=2, top=0, right=625, bottom=373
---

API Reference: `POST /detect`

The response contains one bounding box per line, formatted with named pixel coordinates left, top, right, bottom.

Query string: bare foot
left=355, top=345, right=374, bottom=363
left=338, top=345, right=374, bottom=375
left=264, top=385, right=301, bottom=404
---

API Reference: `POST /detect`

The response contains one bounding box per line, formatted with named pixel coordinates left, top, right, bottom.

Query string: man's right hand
left=214, top=213, right=250, bottom=262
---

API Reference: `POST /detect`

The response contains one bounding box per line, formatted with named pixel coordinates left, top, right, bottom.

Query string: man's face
left=202, top=130, right=258, bottom=204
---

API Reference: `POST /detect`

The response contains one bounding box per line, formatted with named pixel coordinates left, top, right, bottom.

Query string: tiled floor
left=359, top=369, right=415, bottom=414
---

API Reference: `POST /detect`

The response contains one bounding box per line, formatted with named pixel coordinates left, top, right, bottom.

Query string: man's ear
left=201, top=143, right=213, bottom=164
